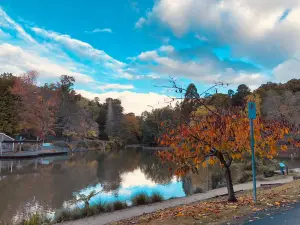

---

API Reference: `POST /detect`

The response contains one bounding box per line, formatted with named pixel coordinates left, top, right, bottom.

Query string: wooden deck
left=0, top=149, right=69, bottom=159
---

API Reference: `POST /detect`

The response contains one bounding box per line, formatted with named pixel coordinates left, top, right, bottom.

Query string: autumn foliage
left=11, top=71, right=60, bottom=139
left=158, top=95, right=299, bottom=201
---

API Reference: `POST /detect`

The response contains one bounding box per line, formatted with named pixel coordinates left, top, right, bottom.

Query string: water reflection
left=1, top=150, right=300, bottom=224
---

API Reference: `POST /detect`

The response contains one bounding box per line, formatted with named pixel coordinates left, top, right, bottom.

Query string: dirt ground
left=112, top=180, right=300, bottom=225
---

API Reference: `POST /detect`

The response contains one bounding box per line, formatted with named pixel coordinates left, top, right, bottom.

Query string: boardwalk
left=0, top=149, right=68, bottom=159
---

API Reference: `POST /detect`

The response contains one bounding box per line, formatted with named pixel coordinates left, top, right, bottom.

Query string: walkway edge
left=61, top=176, right=293, bottom=225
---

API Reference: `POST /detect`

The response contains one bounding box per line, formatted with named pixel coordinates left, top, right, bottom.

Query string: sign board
left=248, top=102, right=257, bottom=119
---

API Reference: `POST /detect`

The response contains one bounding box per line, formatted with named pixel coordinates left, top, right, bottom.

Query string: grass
left=150, top=192, right=164, bottom=203
left=7, top=214, right=51, bottom=225
left=131, top=193, right=149, bottom=206
left=113, top=201, right=127, bottom=211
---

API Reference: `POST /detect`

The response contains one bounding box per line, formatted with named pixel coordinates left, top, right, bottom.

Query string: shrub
left=76, top=141, right=89, bottom=149
left=150, top=192, right=164, bottom=203
left=104, top=203, right=113, bottom=212
left=131, top=193, right=149, bottom=206
left=87, top=140, right=103, bottom=150
left=105, top=137, right=125, bottom=151
left=54, top=209, right=73, bottom=223
left=193, top=187, right=204, bottom=194
left=52, top=141, right=72, bottom=150
left=262, top=166, right=275, bottom=177
left=96, top=201, right=107, bottom=212
left=19, top=214, right=49, bottom=225
left=237, top=171, right=253, bottom=183
left=81, top=206, right=99, bottom=217
left=113, top=201, right=127, bottom=210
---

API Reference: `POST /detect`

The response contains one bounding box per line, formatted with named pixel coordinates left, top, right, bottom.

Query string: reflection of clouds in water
left=68, top=168, right=184, bottom=208
left=12, top=197, right=53, bottom=224
left=120, top=168, right=157, bottom=188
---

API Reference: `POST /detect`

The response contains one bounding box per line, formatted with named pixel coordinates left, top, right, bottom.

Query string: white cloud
left=0, top=28, right=11, bottom=38
left=0, top=43, right=94, bottom=83
left=225, top=71, right=269, bottom=90
left=273, top=57, right=300, bottom=82
left=121, top=168, right=157, bottom=188
left=132, top=45, right=269, bottom=87
left=0, top=7, right=36, bottom=43
left=76, top=89, right=175, bottom=115
left=86, top=28, right=113, bottom=33
left=195, top=34, right=208, bottom=41
left=99, top=83, right=134, bottom=91
left=138, top=50, right=158, bottom=61
left=30, top=27, right=143, bottom=80
left=135, top=17, right=147, bottom=29
left=144, top=0, right=300, bottom=68
left=31, top=27, right=124, bottom=66
left=159, top=45, right=174, bottom=53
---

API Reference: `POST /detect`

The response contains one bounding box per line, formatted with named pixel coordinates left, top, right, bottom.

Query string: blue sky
left=0, top=0, right=299, bottom=114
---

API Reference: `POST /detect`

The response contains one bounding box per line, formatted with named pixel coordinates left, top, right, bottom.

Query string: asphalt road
left=244, top=204, right=300, bottom=225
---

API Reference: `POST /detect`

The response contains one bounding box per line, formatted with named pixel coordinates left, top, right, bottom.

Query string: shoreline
left=60, top=176, right=293, bottom=225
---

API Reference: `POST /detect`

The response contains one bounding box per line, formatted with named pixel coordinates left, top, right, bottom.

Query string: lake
left=0, top=149, right=299, bottom=223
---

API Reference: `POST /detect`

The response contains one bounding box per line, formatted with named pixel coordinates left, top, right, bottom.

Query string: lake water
left=0, top=149, right=299, bottom=223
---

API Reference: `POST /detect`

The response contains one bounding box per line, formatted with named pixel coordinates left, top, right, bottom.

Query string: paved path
left=244, top=203, right=300, bottom=225
left=61, top=176, right=293, bottom=225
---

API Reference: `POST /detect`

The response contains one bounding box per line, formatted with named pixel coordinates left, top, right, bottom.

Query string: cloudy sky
left=0, top=0, right=299, bottom=115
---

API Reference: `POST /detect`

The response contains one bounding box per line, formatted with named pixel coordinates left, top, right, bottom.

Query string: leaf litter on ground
left=112, top=180, right=300, bottom=225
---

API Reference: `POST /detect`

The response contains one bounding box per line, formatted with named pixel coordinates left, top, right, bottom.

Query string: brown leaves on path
left=112, top=180, right=300, bottom=225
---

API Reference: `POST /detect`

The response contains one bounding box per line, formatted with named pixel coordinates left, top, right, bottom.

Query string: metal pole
left=0, top=136, right=3, bottom=156
left=250, top=118, right=257, bottom=203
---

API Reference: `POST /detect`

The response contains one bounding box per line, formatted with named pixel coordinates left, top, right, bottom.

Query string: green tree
left=181, top=83, right=200, bottom=121
left=231, top=84, right=251, bottom=107
left=105, top=98, right=124, bottom=138
left=0, top=73, right=19, bottom=135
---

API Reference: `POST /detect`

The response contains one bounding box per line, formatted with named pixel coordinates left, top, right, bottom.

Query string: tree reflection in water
left=0, top=149, right=240, bottom=223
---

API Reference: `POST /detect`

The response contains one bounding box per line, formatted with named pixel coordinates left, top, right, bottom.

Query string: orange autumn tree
left=158, top=84, right=299, bottom=202
left=11, top=71, right=60, bottom=140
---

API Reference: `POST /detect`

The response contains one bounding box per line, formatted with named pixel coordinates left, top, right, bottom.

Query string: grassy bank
left=1, top=192, right=165, bottom=225
left=113, top=180, right=300, bottom=225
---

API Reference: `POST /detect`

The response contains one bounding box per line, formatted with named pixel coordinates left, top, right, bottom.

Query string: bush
left=150, top=192, right=164, bottom=203
left=96, top=202, right=107, bottom=212
left=19, top=214, right=49, bottom=225
left=237, top=171, right=253, bottom=183
left=262, top=166, right=275, bottom=177
left=104, top=203, right=113, bottom=212
left=193, top=187, right=204, bottom=194
left=76, top=141, right=89, bottom=149
left=53, top=141, right=72, bottom=150
left=105, top=137, right=125, bottom=151
left=86, top=140, right=104, bottom=150
left=113, top=201, right=127, bottom=210
left=54, top=209, right=73, bottom=223
left=81, top=206, right=99, bottom=217
left=131, top=193, right=149, bottom=206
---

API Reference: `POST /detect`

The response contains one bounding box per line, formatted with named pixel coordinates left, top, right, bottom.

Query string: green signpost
left=248, top=101, right=257, bottom=203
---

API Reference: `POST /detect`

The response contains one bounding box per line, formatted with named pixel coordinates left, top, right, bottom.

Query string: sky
left=0, top=0, right=300, bottom=115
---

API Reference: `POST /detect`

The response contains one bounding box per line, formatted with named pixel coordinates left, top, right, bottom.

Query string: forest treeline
left=1, top=71, right=299, bottom=146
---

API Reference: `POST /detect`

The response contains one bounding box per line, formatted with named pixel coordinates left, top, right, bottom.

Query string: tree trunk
left=224, top=166, right=237, bottom=202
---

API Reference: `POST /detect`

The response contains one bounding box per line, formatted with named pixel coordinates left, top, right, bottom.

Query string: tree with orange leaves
left=158, top=82, right=299, bottom=202
left=11, top=71, right=60, bottom=140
